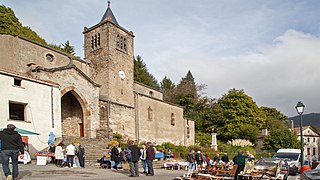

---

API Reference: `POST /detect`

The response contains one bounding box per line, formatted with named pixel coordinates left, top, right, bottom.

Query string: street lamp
left=295, top=101, right=305, bottom=168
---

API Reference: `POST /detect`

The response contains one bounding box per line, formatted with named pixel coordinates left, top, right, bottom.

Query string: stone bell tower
left=83, top=1, right=135, bottom=107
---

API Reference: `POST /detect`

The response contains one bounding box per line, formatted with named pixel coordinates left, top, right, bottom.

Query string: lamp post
left=295, top=101, right=305, bottom=168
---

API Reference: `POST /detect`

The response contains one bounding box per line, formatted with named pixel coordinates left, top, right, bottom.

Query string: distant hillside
left=0, top=5, right=71, bottom=54
left=0, top=5, right=47, bottom=44
left=289, top=113, right=320, bottom=131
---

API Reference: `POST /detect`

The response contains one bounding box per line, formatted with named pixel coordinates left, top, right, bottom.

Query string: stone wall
left=136, top=93, right=194, bottom=146
left=134, top=82, right=163, bottom=100
left=32, top=67, right=100, bottom=138
left=108, top=102, right=136, bottom=140
left=84, top=21, right=135, bottom=108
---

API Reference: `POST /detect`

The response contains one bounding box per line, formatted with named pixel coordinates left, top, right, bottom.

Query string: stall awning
left=0, top=128, right=40, bottom=135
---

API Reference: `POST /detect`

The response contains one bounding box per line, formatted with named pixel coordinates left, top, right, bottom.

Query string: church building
left=0, top=2, right=195, bottom=154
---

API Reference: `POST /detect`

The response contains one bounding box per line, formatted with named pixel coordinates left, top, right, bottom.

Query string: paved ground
left=0, top=161, right=300, bottom=180
left=0, top=162, right=186, bottom=180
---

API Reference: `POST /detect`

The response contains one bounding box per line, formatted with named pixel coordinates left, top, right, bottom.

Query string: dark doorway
left=61, top=91, right=84, bottom=137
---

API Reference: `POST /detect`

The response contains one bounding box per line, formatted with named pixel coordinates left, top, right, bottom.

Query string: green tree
left=0, top=5, right=76, bottom=56
left=60, top=40, right=75, bottom=55
left=217, top=88, right=266, bottom=143
left=263, top=126, right=300, bottom=151
left=261, top=106, right=299, bottom=151
left=134, top=56, right=159, bottom=89
left=261, top=106, right=288, bottom=129
left=175, top=70, right=197, bottom=103
left=0, top=5, right=46, bottom=45
left=160, top=76, right=175, bottom=102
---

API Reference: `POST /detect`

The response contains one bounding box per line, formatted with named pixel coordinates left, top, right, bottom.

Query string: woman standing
left=54, top=143, right=64, bottom=167
left=111, top=144, right=120, bottom=170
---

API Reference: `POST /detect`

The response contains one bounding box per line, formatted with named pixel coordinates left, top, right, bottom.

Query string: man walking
left=233, top=150, right=247, bottom=179
left=127, top=140, right=141, bottom=177
left=0, top=124, right=24, bottom=180
left=146, top=142, right=155, bottom=176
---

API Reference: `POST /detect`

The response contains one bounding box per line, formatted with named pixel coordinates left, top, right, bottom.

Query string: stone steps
left=61, top=136, right=111, bottom=166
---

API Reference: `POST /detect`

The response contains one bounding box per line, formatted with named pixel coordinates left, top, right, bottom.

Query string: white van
left=273, top=149, right=301, bottom=175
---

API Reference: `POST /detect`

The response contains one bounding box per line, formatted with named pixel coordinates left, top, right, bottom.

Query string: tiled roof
left=99, top=2, right=119, bottom=25
left=0, top=68, right=59, bottom=87
left=293, top=126, right=320, bottom=135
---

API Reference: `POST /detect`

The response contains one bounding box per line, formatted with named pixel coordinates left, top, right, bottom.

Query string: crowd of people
left=186, top=149, right=255, bottom=178
left=48, top=141, right=85, bottom=168
left=100, top=141, right=156, bottom=177
left=1, top=124, right=258, bottom=180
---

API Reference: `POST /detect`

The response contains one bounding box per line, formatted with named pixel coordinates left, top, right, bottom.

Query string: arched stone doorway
left=61, top=88, right=90, bottom=137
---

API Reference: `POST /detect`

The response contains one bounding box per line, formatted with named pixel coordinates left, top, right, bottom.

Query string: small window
left=9, top=101, right=27, bottom=121
left=147, top=106, right=153, bottom=121
left=308, top=137, right=310, bottom=142
left=45, top=53, right=54, bottom=62
left=91, top=33, right=101, bottom=50
left=116, top=34, right=127, bottom=52
left=121, top=89, right=123, bottom=95
left=14, top=78, right=22, bottom=86
left=307, top=148, right=310, bottom=155
left=314, top=138, right=316, bottom=142
left=149, top=91, right=153, bottom=97
left=187, top=127, right=190, bottom=138
left=170, top=113, right=175, bottom=126
left=313, top=148, right=316, bottom=155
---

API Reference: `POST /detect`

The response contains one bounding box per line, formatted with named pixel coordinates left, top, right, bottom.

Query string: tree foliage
left=160, top=76, right=175, bottom=102
left=134, top=56, right=159, bottom=89
left=60, top=40, right=75, bottom=55
left=261, top=106, right=288, bottom=129
left=216, top=89, right=266, bottom=144
left=0, top=5, right=76, bottom=55
left=175, top=70, right=197, bottom=103
left=0, top=5, right=46, bottom=44
left=263, top=127, right=300, bottom=151
left=262, top=107, right=299, bottom=150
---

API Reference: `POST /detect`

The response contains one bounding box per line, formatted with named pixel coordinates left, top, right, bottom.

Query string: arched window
left=170, top=113, right=175, bottom=126
left=147, top=106, right=153, bottom=121
left=149, top=91, right=153, bottom=97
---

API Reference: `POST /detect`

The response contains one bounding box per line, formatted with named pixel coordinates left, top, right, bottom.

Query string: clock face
left=118, top=70, right=126, bottom=80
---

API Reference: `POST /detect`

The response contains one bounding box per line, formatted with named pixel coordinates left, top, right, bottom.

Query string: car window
left=273, top=153, right=299, bottom=161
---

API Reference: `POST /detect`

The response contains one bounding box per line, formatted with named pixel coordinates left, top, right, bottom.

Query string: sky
left=1, top=0, right=320, bottom=117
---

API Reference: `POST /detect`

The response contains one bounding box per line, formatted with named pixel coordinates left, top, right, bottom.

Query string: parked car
left=301, top=169, right=320, bottom=180
left=273, top=148, right=300, bottom=175
left=252, top=158, right=289, bottom=180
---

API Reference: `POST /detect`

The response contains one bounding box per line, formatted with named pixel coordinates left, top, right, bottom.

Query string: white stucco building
left=0, top=69, right=61, bottom=155
left=294, top=126, right=320, bottom=162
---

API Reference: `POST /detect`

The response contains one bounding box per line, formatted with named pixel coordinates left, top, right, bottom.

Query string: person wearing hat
left=0, top=124, right=24, bottom=180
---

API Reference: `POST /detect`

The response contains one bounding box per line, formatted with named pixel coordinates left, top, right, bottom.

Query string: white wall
left=302, top=127, right=319, bottom=162
left=0, top=71, right=61, bottom=156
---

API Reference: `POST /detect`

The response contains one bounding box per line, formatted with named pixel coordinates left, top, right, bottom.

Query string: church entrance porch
left=61, top=91, right=84, bottom=137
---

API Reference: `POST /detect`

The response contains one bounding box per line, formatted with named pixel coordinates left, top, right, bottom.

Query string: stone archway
left=61, top=87, right=91, bottom=137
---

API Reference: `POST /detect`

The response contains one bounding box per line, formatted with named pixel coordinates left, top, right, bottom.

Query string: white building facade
left=294, top=126, right=320, bottom=162
left=0, top=69, right=61, bottom=155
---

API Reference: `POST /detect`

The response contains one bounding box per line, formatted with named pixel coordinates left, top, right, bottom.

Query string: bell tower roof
left=99, top=1, right=119, bottom=25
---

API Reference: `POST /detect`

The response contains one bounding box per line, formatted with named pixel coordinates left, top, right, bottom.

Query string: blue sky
left=2, top=0, right=320, bottom=117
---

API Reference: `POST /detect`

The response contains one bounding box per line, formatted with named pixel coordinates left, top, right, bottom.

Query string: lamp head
left=295, top=101, right=305, bottom=115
